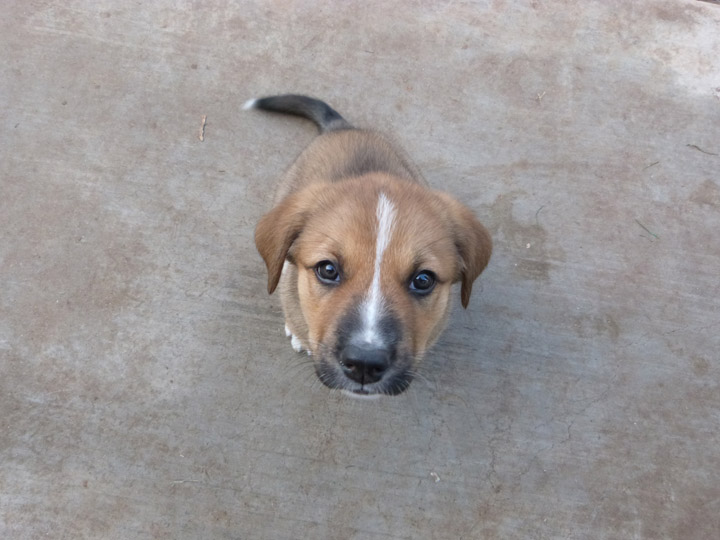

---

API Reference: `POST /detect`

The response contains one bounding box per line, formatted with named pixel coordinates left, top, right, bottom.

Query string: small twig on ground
left=642, top=161, right=660, bottom=170
left=536, top=91, right=546, bottom=102
left=198, top=115, right=207, bottom=141
left=686, top=144, right=718, bottom=156
left=635, top=219, right=659, bottom=240
left=535, top=205, right=546, bottom=226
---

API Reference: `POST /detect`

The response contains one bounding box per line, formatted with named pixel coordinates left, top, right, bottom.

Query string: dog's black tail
left=243, top=94, right=352, bottom=133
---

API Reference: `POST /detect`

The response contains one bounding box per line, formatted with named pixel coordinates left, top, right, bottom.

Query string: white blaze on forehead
left=361, top=192, right=396, bottom=344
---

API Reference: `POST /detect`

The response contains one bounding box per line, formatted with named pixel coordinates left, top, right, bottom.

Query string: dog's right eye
left=315, top=260, right=341, bottom=284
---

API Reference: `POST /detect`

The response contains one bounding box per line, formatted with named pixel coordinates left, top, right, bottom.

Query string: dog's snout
left=339, top=344, right=392, bottom=384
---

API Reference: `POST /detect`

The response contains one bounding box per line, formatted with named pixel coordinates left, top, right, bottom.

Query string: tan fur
left=255, top=125, right=491, bottom=393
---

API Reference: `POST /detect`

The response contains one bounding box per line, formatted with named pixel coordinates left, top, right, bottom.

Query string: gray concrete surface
left=2, top=1, right=719, bottom=538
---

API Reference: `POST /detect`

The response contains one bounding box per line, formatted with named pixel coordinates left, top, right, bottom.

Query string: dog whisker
left=407, top=368, right=436, bottom=388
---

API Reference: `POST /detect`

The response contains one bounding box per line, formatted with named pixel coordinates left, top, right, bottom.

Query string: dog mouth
left=314, top=356, right=413, bottom=397
left=341, top=388, right=382, bottom=399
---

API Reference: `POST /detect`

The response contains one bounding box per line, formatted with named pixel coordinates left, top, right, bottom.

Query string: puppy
left=248, top=95, right=491, bottom=397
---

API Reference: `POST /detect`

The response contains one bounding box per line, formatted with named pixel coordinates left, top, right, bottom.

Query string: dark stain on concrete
left=574, top=313, right=622, bottom=342
left=691, top=355, right=710, bottom=377
left=484, top=191, right=561, bottom=282
left=690, top=179, right=720, bottom=208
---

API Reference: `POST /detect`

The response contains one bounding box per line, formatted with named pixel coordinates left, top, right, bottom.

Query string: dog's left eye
left=409, top=270, right=436, bottom=295
left=315, top=260, right=341, bottom=284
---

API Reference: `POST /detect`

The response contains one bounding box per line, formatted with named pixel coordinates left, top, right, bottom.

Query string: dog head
left=255, top=174, right=491, bottom=396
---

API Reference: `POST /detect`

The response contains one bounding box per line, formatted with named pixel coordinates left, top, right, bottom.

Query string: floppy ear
left=255, top=190, right=314, bottom=294
left=438, top=193, right=493, bottom=308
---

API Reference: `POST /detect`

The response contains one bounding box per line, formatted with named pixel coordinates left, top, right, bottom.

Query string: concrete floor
left=2, top=1, right=719, bottom=538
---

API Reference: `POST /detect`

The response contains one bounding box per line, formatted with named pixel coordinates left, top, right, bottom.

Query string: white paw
left=290, top=334, right=303, bottom=353
left=285, top=324, right=311, bottom=355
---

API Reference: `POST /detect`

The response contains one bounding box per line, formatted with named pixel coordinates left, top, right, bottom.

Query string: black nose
left=339, top=344, right=391, bottom=384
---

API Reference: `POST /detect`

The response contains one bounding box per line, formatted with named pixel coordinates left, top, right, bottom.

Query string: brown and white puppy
left=248, top=95, right=491, bottom=397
